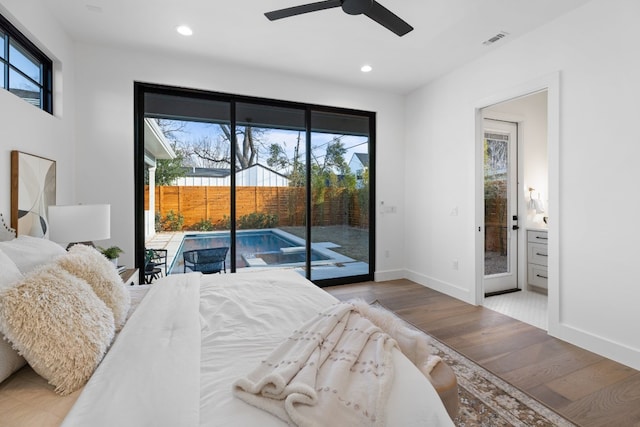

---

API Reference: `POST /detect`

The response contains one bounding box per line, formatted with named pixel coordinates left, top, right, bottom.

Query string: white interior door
left=483, top=119, right=519, bottom=295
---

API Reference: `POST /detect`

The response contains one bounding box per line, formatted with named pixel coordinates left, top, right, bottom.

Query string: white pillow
left=0, top=235, right=66, bottom=274
left=0, top=249, right=26, bottom=383
left=58, top=244, right=131, bottom=330
left=0, top=248, right=23, bottom=292
left=0, top=264, right=115, bottom=395
left=0, top=337, right=25, bottom=383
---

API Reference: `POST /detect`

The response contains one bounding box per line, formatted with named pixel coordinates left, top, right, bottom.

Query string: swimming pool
left=168, top=229, right=332, bottom=273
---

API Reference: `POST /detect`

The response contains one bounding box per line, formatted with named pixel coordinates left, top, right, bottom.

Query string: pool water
left=169, top=229, right=331, bottom=273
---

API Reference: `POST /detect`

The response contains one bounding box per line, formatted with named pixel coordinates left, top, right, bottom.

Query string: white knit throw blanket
left=233, top=302, right=397, bottom=427
left=350, top=300, right=442, bottom=378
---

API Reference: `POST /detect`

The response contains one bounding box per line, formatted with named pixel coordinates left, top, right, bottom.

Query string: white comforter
left=63, top=270, right=453, bottom=427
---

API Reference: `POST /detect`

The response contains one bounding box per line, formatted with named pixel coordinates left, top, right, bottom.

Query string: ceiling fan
left=265, top=0, right=414, bottom=37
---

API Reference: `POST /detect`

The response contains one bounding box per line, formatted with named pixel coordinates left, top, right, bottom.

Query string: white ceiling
left=44, top=0, right=591, bottom=94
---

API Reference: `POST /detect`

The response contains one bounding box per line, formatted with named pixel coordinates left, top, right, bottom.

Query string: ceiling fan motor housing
left=342, top=0, right=373, bottom=15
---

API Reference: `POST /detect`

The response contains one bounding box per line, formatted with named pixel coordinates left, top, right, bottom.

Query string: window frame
left=0, top=13, right=53, bottom=113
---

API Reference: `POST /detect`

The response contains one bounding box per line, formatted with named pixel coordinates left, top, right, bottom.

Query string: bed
left=0, top=223, right=455, bottom=426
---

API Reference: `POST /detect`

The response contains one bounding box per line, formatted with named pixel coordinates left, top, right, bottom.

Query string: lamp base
left=66, top=241, right=96, bottom=251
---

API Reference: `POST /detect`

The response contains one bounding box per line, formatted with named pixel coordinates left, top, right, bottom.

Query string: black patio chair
left=144, top=249, right=164, bottom=284
left=183, top=247, right=229, bottom=274
left=146, top=248, right=168, bottom=275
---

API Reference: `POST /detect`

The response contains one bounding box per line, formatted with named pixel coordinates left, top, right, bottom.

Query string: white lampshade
left=48, top=204, right=111, bottom=244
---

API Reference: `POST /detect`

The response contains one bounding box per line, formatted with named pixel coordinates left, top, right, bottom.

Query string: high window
left=0, top=14, right=53, bottom=113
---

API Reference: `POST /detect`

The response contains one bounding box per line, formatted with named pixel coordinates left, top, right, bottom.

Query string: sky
left=167, top=120, right=368, bottom=175
left=6, top=41, right=42, bottom=90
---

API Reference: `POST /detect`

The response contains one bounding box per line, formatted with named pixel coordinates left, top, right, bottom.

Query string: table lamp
left=48, top=204, right=110, bottom=249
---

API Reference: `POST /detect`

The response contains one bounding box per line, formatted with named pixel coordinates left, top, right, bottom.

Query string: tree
left=319, top=138, right=349, bottom=176
left=155, top=119, right=186, bottom=144
left=144, top=119, right=187, bottom=185
left=219, top=124, right=265, bottom=170
left=310, top=137, right=355, bottom=191
left=267, top=134, right=355, bottom=188
left=189, top=135, right=230, bottom=168
left=155, top=151, right=186, bottom=185
left=266, top=131, right=305, bottom=187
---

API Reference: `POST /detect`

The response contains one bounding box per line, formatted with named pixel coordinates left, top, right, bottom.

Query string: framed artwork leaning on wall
left=11, top=151, right=56, bottom=238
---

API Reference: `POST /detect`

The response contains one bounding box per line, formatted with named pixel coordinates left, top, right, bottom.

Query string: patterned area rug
left=427, top=335, right=577, bottom=427
left=369, top=301, right=576, bottom=426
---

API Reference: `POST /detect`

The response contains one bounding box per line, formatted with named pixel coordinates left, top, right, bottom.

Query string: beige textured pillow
left=0, top=264, right=115, bottom=395
left=0, top=249, right=26, bottom=383
left=58, top=244, right=131, bottom=330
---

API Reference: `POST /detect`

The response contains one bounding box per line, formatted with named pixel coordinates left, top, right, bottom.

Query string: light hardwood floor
left=325, top=279, right=640, bottom=427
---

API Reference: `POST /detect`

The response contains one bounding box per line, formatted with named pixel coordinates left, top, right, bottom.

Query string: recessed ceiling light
left=361, top=65, right=373, bottom=73
left=176, top=25, right=193, bottom=36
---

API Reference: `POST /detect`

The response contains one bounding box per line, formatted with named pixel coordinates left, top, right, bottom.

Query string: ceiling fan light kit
left=265, top=0, right=413, bottom=37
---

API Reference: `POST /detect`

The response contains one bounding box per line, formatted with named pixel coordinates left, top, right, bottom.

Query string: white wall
left=0, top=1, right=76, bottom=228
left=72, top=43, right=406, bottom=274
left=404, top=0, right=640, bottom=369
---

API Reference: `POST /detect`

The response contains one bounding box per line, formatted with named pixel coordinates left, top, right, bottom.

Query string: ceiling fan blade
left=364, top=1, right=413, bottom=36
left=265, top=0, right=343, bottom=21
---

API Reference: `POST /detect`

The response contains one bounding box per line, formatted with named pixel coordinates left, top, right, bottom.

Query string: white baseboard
left=374, top=269, right=404, bottom=282
left=550, top=323, right=640, bottom=371
left=404, top=269, right=474, bottom=304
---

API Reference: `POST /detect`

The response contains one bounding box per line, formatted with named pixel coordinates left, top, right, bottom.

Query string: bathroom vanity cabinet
left=527, top=229, right=548, bottom=292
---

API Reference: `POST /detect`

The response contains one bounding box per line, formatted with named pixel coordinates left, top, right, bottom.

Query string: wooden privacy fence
left=145, top=186, right=369, bottom=229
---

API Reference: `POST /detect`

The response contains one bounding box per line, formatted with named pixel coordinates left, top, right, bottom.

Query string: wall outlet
left=385, top=250, right=390, bottom=258
left=452, top=259, right=459, bottom=270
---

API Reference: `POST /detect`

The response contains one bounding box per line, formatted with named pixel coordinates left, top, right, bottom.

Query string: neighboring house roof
left=144, top=118, right=176, bottom=162
left=353, top=153, right=369, bottom=167
left=176, top=163, right=290, bottom=187
left=10, top=89, right=40, bottom=107
left=246, top=163, right=289, bottom=179
left=182, top=163, right=289, bottom=179
left=182, top=167, right=230, bottom=178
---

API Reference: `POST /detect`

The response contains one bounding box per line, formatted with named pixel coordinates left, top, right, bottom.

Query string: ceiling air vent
left=482, top=31, right=509, bottom=46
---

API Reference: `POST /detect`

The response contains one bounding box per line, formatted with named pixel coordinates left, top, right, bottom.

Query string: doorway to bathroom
left=479, top=90, right=550, bottom=330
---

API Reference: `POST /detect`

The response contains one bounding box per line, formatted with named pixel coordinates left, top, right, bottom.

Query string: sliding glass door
left=135, top=83, right=374, bottom=286
left=309, top=110, right=372, bottom=282
left=233, top=102, right=307, bottom=272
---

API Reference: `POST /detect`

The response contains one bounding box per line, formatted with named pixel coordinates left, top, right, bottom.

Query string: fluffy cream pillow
left=0, top=249, right=26, bottom=383
left=58, top=244, right=131, bottom=330
left=0, top=264, right=115, bottom=395
left=0, top=235, right=66, bottom=274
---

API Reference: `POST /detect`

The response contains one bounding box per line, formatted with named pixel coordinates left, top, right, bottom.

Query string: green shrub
left=154, top=212, right=162, bottom=232
left=159, top=210, right=184, bottom=231
left=192, top=218, right=216, bottom=231
left=218, top=215, right=231, bottom=230
left=237, top=212, right=279, bottom=229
